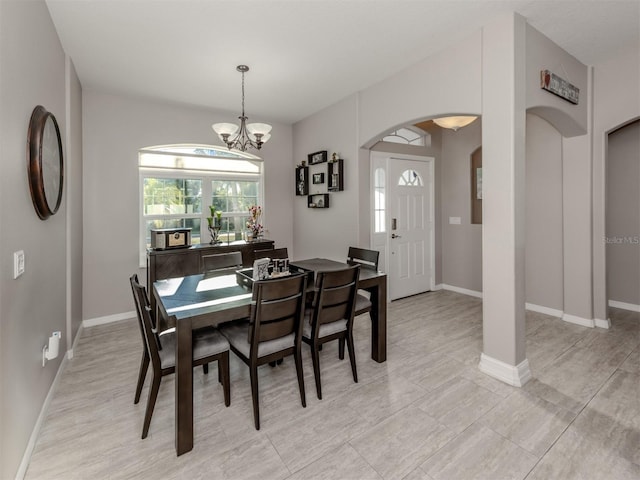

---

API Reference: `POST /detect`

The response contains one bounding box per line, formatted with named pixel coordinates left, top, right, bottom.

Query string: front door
left=388, top=157, right=433, bottom=300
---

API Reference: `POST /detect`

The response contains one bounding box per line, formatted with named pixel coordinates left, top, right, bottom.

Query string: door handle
left=391, top=233, right=402, bottom=239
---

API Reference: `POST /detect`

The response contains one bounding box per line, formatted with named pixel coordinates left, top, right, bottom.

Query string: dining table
left=152, top=258, right=387, bottom=456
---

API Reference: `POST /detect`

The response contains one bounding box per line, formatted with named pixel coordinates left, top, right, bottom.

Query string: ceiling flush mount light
left=432, top=116, right=478, bottom=131
left=212, top=65, right=272, bottom=151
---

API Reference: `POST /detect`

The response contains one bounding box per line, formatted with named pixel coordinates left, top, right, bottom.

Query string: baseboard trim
left=562, top=313, right=595, bottom=328
left=16, top=354, right=68, bottom=480
left=83, top=310, right=135, bottom=328
left=525, top=303, right=563, bottom=318
left=608, top=300, right=640, bottom=312
left=594, top=318, right=611, bottom=329
left=440, top=284, right=483, bottom=299
left=67, top=323, right=84, bottom=359
left=478, top=353, right=532, bottom=387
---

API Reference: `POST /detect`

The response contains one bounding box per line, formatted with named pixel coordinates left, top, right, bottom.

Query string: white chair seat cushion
left=219, top=321, right=295, bottom=359
left=302, top=310, right=347, bottom=339
left=355, top=293, right=372, bottom=314
left=158, top=328, right=229, bottom=369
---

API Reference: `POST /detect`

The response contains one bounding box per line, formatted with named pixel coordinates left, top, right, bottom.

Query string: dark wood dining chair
left=131, top=273, right=193, bottom=404
left=201, top=251, right=242, bottom=273
left=302, top=265, right=360, bottom=400
left=347, top=247, right=379, bottom=318
left=130, top=274, right=231, bottom=438
left=253, top=247, right=289, bottom=260
left=219, top=273, right=307, bottom=430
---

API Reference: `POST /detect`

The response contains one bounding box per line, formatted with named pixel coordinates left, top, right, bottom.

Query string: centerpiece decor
left=246, top=205, right=263, bottom=241
left=207, top=206, right=223, bottom=244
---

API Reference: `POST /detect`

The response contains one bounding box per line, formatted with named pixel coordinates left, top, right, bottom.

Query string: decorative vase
left=208, top=225, right=222, bottom=244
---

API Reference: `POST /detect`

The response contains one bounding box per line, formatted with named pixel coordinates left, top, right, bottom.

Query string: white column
left=479, top=13, right=531, bottom=386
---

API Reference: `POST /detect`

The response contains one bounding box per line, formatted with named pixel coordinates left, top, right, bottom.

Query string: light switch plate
left=449, top=217, right=461, bottom=225
left=14, top=250, right=25, bottom=278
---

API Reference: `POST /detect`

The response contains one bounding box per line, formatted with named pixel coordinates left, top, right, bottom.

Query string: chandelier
left=212, top=65, right=272, bottom=151
left=432, top=116, right=477, bottom=131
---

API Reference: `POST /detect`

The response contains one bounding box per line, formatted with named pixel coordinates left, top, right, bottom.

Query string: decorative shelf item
left=328, top=157, right=344, bottom=192
left=307, top=193, right=329, bottom=209
left=308, top=150, right=328, bottom=165
left=296, top=165, right=309, bottom=196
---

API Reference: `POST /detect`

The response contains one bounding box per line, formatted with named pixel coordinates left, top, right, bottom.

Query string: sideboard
left=147, top=239, right=274, bottom=312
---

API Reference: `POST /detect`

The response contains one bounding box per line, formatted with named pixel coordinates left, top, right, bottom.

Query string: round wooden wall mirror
left=27, top=105, right=64, bottom=220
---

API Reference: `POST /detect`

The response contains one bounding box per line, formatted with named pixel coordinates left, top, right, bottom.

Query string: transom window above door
left=381, top=127, right=426, bottom=146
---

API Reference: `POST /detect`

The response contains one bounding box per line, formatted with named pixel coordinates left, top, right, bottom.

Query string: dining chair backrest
left=312, top=265, right=360, bottom=330
left=130, top=274, right=162, bottom=372
left=201, top=251, right=242, bottom=273
left=347, top=247, right=379, bottom=271
left=249, top=274, right=307, bottom=351
left=254, top=247, right=289, bottom=261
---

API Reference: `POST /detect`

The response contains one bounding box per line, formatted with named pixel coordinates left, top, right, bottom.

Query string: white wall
left=358, top=31, right=482, bottom=147
left=0, top=2, right=78, bottom=478
left=441, top=119, right=483, bottom=292
left=606, top=120, right=640, bottom=306
left=292, top=94, right=360, bottom=262
left=525, top=24, right=588, bottom=136
left=82, top=91, right=293, bottom=320
left=525, top=114, right=564, bottom=311
left=592, top=48, right=640, bottom=321
left=67, top=59, right=84, bottom=345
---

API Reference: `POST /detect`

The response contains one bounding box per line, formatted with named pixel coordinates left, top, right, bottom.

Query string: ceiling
left=45, top=0, right=639, bottom=125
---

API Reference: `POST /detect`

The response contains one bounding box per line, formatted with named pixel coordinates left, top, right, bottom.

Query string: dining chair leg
left=338, top=337, right=345, bottom=360
left=220, top=352, right=230, bottom=407
left=203, top=363, right=209, bottom=375
left=134, top=351, right=149, bottom=404
left=347, top=333, right=358, bottom=383
left=311, top=343, right=323, bottom=400
left=294, top=349, right=306, bottom=408
left=249, top=364, right=260, bottom=430
left=142, top=374, right=161, bottom=439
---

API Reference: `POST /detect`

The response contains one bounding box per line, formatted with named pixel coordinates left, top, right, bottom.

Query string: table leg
left=175, top=317, right=193, bottom=455
left=368, top=276, right=387, bottom=363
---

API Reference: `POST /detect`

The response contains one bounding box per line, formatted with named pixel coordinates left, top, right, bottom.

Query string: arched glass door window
left=374, top=168, right=385, bottom=233
left=398, top=169, right=423, bottom=187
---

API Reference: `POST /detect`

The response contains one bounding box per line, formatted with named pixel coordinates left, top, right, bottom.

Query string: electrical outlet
left=13, top=250, right=25, bottom=278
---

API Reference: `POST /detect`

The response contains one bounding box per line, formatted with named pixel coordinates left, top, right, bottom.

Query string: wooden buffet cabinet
left=147, top=239, right=274, bottom=312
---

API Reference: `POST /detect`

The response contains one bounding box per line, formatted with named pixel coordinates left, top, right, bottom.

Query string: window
left=374, top=168, right=386, bottom=233
left=139, top=145, right=263, bottom=265
left=382, top=127, right=426, bottom=146
left=398, top=169, right=423, bottom=187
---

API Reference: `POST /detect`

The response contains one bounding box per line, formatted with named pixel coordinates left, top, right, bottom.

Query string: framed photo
left=313, top=173, right=324, bottom=184
left=308, top=150, right=328, bottom=165
left=295, top=166, right=308, bottom=196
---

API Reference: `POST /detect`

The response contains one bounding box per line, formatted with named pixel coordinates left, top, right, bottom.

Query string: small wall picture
left=313, top=173, right=325, bottom=184
left=308, top=150, right=328, bottom=165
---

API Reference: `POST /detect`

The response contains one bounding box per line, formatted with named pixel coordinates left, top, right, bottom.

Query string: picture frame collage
left=296, top=150, right=343, bottom=208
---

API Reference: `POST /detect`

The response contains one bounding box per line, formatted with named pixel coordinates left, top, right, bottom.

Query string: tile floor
left=25, top=291, right=640, bottom=480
